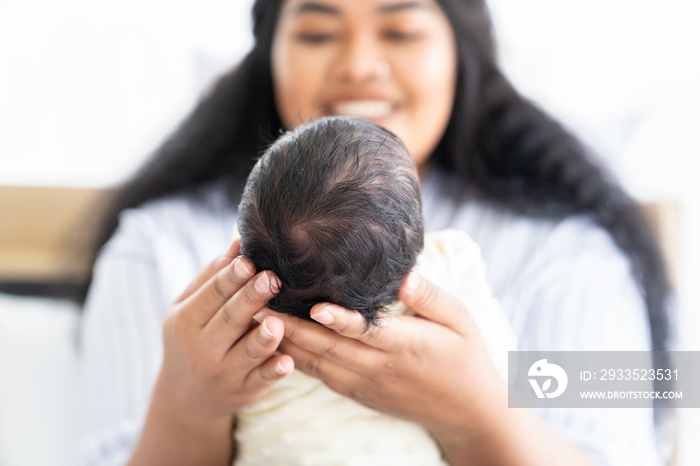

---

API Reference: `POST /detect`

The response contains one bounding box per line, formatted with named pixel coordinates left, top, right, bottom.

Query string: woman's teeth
left=330, top=100, right=393, bottom=119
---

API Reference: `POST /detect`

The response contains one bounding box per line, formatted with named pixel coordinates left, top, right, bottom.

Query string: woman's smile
left=328, top=99, right=395, bottom=120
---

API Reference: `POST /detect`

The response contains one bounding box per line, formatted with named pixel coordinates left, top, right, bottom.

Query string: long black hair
left=86, top=0, right=673, bottom=432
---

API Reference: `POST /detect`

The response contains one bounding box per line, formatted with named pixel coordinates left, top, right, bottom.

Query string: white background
left=0, top=1, right=698, bottom=464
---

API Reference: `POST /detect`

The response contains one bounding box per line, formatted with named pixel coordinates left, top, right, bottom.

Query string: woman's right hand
left=128, top=240, right=293, bottom=466
left=157, top=239, right=294, bottom=422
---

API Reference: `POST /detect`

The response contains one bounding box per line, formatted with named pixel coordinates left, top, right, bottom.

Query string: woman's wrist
left=151, top=373, right=234, bottom=436
left=425, top=370, right=508, bottom=456
left=152, top=368, right=232, bottom=427
left=126, top=372, right=235, bottom=466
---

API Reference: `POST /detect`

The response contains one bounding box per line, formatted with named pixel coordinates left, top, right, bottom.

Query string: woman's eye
left=295, top=32, right=337, bottom=44
left=382, top=30, right=423, bottom=42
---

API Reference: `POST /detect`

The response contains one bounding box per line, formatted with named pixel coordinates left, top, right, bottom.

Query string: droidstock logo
left=528, top=359, right=568, bottom=399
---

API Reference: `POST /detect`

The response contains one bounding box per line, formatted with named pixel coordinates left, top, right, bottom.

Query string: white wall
left=0, top=0, right=254, bottom=187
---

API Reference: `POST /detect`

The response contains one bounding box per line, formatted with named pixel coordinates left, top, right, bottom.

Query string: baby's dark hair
left=237, top=116, right=424, bottom=325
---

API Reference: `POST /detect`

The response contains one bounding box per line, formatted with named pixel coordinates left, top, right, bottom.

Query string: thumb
left=398, top=270, right=470, bottom=336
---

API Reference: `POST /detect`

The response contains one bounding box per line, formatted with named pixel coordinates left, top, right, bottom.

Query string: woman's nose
left=329, top=32, right=390, bottom=83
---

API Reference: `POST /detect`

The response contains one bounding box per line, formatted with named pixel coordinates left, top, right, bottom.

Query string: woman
left=82, top=0, right=672, bottom=465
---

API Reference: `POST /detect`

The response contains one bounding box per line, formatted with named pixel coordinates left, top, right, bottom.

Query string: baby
left=234, top=116, right=517, bottom=465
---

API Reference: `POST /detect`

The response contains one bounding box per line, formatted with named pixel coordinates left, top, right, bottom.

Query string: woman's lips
left=328, top=100, right=395, bottom=119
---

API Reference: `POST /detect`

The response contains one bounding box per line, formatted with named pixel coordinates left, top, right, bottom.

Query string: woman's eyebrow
left=376, top=2, right=431, bottom=14
left=293, top=1, right=432, bottom=17
left=295, top=2, right=341, bottom=16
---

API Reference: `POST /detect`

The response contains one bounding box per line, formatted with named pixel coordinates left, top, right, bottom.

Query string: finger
left=243, top=353, right=294, bottom=393
left=225, top=316, right=293, bottom=390
left=203, top=271, right=281, bottom=351
left=175, top=238, right=241, bottom=304
left=278, top=337, right=357, bottom=387
left=225, top=315, right=284, bottom=366
left=398, top=271, right=469, bottom=335
left=183, top=254, right=258, bottom=326
left=308, top=303, right=402, bottom=351
left=257, top=309, right=381, bottom=371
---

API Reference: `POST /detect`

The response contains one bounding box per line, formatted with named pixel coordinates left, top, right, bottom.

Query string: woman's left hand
left=256, top=271, right=505, bottom=442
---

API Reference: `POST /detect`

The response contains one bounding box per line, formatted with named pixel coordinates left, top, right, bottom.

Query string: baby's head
left=237, top=116, right=423, bottom=325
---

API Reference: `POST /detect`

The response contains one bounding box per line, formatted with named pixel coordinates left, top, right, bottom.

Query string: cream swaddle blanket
left=233, top=229, right=518, bottom=466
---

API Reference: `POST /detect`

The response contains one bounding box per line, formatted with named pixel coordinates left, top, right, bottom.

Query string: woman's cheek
left=274, top=47, right=330, bottom=126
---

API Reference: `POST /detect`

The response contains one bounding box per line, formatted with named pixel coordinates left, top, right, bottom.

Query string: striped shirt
left=81, top=168, right=661, bottom=465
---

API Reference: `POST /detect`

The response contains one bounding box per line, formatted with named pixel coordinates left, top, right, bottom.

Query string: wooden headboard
left=0, top=185, right=679, bottom=290
left=0, top=186, right=111, bottom=284
left=640, top=202, right=679, bottom=289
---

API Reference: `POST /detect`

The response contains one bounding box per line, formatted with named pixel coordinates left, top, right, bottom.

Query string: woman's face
left=271, top=0, right=458, bottom=169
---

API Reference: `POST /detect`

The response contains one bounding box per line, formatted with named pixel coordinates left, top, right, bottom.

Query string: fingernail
left=405, top=271, right=419, bottom=294
left=255, top=273, right=272, bottom=293
left=233, top=257, right=253, bottom=279
left=275, top=361, right=288, bottom=375
left=260, top=318, right=275, bottom=338
left=311, top=310, right=334, bottom=326
left=252, top=311, right=267, bottom=323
